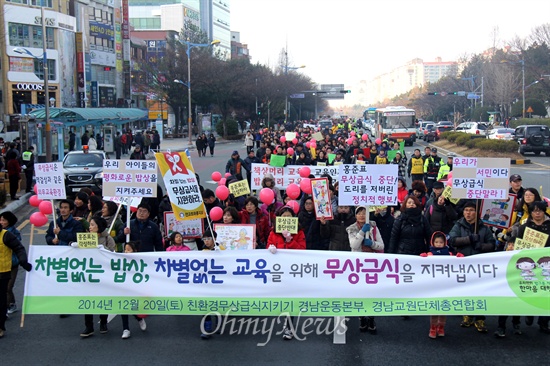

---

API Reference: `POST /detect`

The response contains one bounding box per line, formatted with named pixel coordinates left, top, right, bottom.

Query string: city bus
left=374, top=106, right=417, bottom=146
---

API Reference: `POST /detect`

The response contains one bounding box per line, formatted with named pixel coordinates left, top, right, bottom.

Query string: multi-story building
left=230, top=31, right=249, bottom=60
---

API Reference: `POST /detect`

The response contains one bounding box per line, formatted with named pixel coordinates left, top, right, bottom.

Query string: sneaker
left=474, top=320, right=488, bottom=333
left=494, top=328, right=506, bottom=338
left=100, top=323, right=108, bottom=334
left=282, top=326, right=293, bottom=340
left=138, top=318, right=147, bottom=331
left=513, top=324, right=522, bottom=335
left=121, top=329, right=131, bottom=339
left=367, top=318, right=377, bottom=335
left=80, top=327, right=94, bottom=338
left=359, top=317, right=368, bottom=332
left=436, top=325, right=445, bottom=337
left=460, top=316, right=474, bottom=327
left=7, top=304, right=17, bottom=314
left=429, top=326, right=437, bottom=339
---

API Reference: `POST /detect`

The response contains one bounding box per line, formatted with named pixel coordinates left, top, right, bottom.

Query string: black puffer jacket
left=449, top=217, right=495, bottom=256
left=389, top=208, right=432, bottom=255
left=425, top=201, right=458, bottom=234
left=371, top=208, right=395, bottom=253
left=298, top=209, right=329, bottom=250
left=320, top=211, right=356, bottom=251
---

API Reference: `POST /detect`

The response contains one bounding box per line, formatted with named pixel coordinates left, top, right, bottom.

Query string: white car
left=455, top=122, right=489, bottom=135
left=487, top=128, right=515, bottom=140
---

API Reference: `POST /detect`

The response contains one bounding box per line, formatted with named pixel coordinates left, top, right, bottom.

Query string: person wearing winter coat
left=388, top=195, right=432, bottom=255
left=320, top=205, right=355, bottom=251
left=371, top=206, right=395, bottom=253
left=244, top=131, right=255, bottom=154
left=298, top=196, right=329, bottom=250
left=424, top=188, right=458, bottom=234
left=239, top=196, right=270, bottom=249
left=396, top=177, right=408, bottom=204
left=196, top=135, right=205, bottom=157
left=129, top=145, right=146, bottom=160
left=267, top=206, right=306, bottom=250
left=226, top=150, right=246, bottom=180
left=391, top=151, right=407, bottom=178
left=46, top=200, right=85, bottom=246
left=449, top=200, right=495, bottom=333
left=207, top=133, right=216, bottom=157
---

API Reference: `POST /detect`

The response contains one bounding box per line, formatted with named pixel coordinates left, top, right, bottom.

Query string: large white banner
left=23, top=246, right=548, bottom=316
left=251, top=164, right=339, bottom=190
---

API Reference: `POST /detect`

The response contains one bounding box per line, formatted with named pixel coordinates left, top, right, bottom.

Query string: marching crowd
left=0, top=120, right=549, bottom=342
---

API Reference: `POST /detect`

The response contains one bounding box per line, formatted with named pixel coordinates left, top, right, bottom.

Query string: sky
left=230, top=0, right=549, bottom=104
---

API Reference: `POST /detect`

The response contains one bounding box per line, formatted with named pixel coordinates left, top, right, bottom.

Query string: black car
left=63, top=150, right=106, bottom=196
left=514, top=125, right=550, bottom=156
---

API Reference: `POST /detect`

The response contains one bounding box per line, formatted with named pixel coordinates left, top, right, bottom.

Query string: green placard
left=269, top=154, right=286, bottom=167
left=328, top=153, right=336, bottom=164
left=387, top=150, right=397, bottom=161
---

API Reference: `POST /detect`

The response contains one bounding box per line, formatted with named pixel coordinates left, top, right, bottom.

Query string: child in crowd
left=120, top=242, right=147, bottom=339
left=420, top=232, right=463, bottom=338
left=166, top=232, right=191, bottom=251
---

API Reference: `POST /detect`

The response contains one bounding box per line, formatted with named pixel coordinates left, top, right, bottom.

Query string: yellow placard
left=275, top=217, right=298, bottom=234
left=356, top=160, right=365, bottom=164
left=317, top=162, right=326, bottom=166
left=521, top=227, right=548, bottom=249
left=77, top=233, right=98, bottom=249
left=229, top=179, right=250, bottom=198
left=312, top=132, right=324, bottom=141
left=334, top=161, right=343, bottom=166
left=442, top=186, right=459, bottom=204
left=369, top=205, right=387, bottom=212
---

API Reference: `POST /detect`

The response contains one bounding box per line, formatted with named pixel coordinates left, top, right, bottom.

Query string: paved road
left=2, top=139, right=548, bottom=365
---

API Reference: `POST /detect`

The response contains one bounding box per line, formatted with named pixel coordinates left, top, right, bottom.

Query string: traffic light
left=339, top=90, right=351, bottom=93
left=449, top=91, right=458, bottom=95
left=428, top=92, right=438, bottom=95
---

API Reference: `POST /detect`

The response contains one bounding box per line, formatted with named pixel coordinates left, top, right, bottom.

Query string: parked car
left=486, top=128, right=515, bottom=140
left=514, top=125, right=550, bottom=156
left=455, top=122, right=489, bottom=135
left=417, top=121, right=434, bottom=138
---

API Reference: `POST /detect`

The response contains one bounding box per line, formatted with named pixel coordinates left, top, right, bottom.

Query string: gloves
left=282, top=230, right=292, bottom=242
left=481, top=243, right=495, bottom=253
left=268, top=244, right=277, bottom=254
left=363, top=238, right=373, bottom=247
left=70, top=242, right=79, bottom=248
left=361, top=223, right=371, bottom=233
left=21, top=262, right=32, bottom=272
left=420, top=252, right=428, bottom=257
left=469, top=234, right=480, bottom=244
left=455, top=252, right=465, bottom=258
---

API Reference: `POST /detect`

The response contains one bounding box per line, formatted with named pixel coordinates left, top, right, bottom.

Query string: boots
left=429, top=325, right=437, bottom=339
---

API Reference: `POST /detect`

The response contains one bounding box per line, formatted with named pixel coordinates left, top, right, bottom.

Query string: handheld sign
left=311, top=178, right=333, bottom=220
left=275, top=217, right=298, bottom=234
left=77, top=233, right=98, bottom=249
left=452, top=158, right=510, bottom=199
left=35, top=162, right=66, bottom=199
left=102, top=159, right=158, bottom=197
left=213, top=224, right=256, bottom=250
left=229, top=179, right=250, bottom=198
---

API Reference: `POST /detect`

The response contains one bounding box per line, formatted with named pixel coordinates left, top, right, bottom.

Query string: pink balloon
left=299, top=166, right=311, bottom=178
left=39, top=200, right=53, bottom=215
left=287, top=200, right=300, bottom=214
left=310, top=139, right=316, bottom=143
left=310, top=142, right=317, bottom=149
left=292, top=138, right=298, bottom=145
left=259, top=130, right=263, bottom=135
left=33, top=185, right=39, bottom=194
left=219, top=178, right=226, bottom=186
left=210, top=206, right=223, bottom=221
left=286, top=183, right=301, bottom=200
left=30, top=212, right=48, bottom=227
left=224, top=172, right=231, bottom=178
left=446, top=172, right=454, bottom=187
left=215, top=185, right=230, bottom=201
left=375, top=138, right=382, bottom=145
left=346, top=138, right=353, bottom=145
left=287, top=147, right=294, bottom=156
left=280, top=136, right=286, bottom=143
left=29, top=195, right=42, bottom=207
left=300, top=178, right=312, bottom=194
left=259, top=188, right=275, bottom=204
left=211, top=171, right=222, bottom=182
left=362, top=134, right=368, bottom=141
left=350, top=131, right=356, bottom=136
left=305, top=142, right=311, bottom=148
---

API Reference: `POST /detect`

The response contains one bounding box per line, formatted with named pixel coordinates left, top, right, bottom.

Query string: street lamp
left=281, top=64, right=305, bottom=122
left=177, top=39, right=220, bottom=145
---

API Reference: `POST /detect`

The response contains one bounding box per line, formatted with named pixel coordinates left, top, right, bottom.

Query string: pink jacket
left=166, top=245, right=191, bottom=252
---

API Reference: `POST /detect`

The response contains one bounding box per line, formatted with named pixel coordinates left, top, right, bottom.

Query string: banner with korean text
left=35, top=162, right=66, bottom=199
left=155, top=151, right=205, bottom=220
left=23, top=247, right=548, bottom=316
left=338, top=164, right=398, bottom=206
left=452, top=158, right=510, bottom=199
left=251, top=164, right=338, bottom=190
left=102, top=159, right=158, bottom=197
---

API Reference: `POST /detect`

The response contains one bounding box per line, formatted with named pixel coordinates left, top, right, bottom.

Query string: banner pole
left=21, top=223, right=35, bottom=328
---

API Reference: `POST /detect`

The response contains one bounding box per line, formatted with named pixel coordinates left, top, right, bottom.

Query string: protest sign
left=285, top=132, right=297, bottom=141
left=164, top=212, right=203, bottom=239
left=317, top=162, right=326, bottom=166
left=310, top=178, right=333, bottom=220
left=338, top=164, right=398, bottom=206
left=480, top=194, right=516, bottom=229
left=24, top=247, right=549, bottom=316
left=155, top=151, right=205, bottom=220
left=214, top=224, right=255, bottom=250
left=312, top=132, right=324, bottom=141
left=452, top=158, right=510, bottom=199
left=275, top=217, right=299, bottom=234
left=522, top=227, right=548, bottom=249
left=442, top=186, right=460, bottom=204
left=35, top=162, right=66, bottom=199
left=77, top=233, right=98, bottom=249
left=229, top=179, right=250, bottom=197
left=251, top=164, right=339, bottom=190
left=269, top=154, right=286, bottom=167
left=102, top=159, right=158, bottom=197
left=327, top=154, right=336, bottom=164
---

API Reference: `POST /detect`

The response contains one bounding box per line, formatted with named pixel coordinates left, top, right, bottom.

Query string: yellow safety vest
left=0, top=231, right=11, bottom=273
left=22, top=151, right=32, bottom=161
left=410, top=157, right=424, bottom=174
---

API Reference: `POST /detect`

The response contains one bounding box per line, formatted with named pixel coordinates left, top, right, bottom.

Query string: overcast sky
left=231, top=0, right=549, bottom=89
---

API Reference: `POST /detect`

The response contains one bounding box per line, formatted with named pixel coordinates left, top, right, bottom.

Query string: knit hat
left=0, top=211, right=18, bottom=227
left=232, top=150, right=239, bottom=156
left=355, top=206, right=367, bottom=214
left=433, top=181, right=445, bottom=189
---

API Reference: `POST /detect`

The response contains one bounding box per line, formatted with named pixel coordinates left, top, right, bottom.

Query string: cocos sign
left=16, top=83, right=44, bottom=91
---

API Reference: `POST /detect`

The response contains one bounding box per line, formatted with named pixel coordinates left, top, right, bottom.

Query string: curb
left=0, top=192, right=33, bottom=214
left=511, top=159, right=531, bottom=165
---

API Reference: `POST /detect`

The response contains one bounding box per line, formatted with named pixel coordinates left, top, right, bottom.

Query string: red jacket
left=7, top=158, right=20, bottom=177
left=267, top=230, right=306, bottom=250
left=397, top=186, right=408, bottom=203
left=239, top=208, right=270, bottom=246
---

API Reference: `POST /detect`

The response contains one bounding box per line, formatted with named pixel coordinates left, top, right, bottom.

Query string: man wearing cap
left=21, top=145, right=35, bottom=193
left=423, top=148, right=442, bottom=196
left=509, top=174, right=525, bottom=200
left=226, top=150, right=246, bottom=180
left=118, top=203, right=163, bottom=252
left=437, top=153, right=454, bottom=181
left=130, top=144, right=145, bottom=160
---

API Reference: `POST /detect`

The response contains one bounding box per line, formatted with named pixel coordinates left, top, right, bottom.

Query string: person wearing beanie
left=225, top=150, right=246, bottom=180
left=72, top=192, right=90, bottom=219
left=449, top=200, right=495, bottom=333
